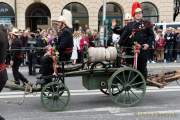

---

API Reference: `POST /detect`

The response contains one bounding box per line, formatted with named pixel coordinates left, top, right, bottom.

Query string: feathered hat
left=52, top=9, right=72, bottom=28
left=131, top=0, right=142, bottom=17
left=62, top=9, right=72, bottom=28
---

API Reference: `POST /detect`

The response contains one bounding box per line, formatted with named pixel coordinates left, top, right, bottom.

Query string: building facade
left=0, top=0, right=176, bottom=31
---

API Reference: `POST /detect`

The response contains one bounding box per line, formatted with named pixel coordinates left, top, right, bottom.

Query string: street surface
left=1, top=63, right=180, bottom=120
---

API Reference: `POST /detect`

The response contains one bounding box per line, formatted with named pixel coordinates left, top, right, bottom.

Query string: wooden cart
left=5, top=47, right=180, bottom=111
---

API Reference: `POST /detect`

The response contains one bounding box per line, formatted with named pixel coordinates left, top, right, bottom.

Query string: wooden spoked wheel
left=41, top=82, right=70, bottom=111
left=108, top=67, right=146, bottom=107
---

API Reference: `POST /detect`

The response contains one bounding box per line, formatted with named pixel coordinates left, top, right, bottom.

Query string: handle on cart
left=133, top=43, right=141, bottom=69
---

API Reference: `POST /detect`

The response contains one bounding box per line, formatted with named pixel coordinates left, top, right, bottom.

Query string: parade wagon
left=5, top=46, right=180, bottom=111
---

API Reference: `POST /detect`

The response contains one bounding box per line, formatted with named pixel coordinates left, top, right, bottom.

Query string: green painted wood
left=108, top=67, right=146, bottom=107
left=82, top=74, right=111, bottom=90
left=64, top=68, right=118, bottom=77
left=99, top=80, right=110, bottom=95
left=41, top=82, right=70, bottom=111
left=99, top=80, right=122, bottom=96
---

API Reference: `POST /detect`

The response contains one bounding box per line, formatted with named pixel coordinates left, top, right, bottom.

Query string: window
left=25, top=3, right=51, bottom=31
left=0, top=2, right=15, bottom=26
left=98, top=3, right=123, bottom=29
left=63, top=2, right=89, bottom=30
left=141, top=2, right=159, bottom=23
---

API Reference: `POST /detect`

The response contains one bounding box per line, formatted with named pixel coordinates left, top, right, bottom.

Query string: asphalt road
left=1, top=63, right=180, bottom=120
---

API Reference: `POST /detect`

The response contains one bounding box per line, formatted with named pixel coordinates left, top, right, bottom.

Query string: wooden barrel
left=88, top=47, right=117, bottom=62
left=107, top=47, right=117, bottom=61
left=88, top=47, right=106, bottom=62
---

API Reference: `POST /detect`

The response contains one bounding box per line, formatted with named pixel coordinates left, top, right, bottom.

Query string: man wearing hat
left=53, top=10, right=73, bottom=62
left=119, top=1, right=154, bottom=79
left=10, top=28, right=29, bottom=85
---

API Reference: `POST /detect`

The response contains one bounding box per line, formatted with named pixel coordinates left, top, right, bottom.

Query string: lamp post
left=99, top=0, right=107, bottom=46
left=102, top=0, right=107, bottom=26
left=174, top=0, right=180, bottom=21
left=14, top=0, right=17, bottom=27
left=102, top=0, right=107, bottom=46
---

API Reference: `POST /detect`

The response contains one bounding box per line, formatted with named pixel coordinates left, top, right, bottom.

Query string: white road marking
left=1, top=86, right=180, bottom=98
left=1, top=87, right=180, bottom=117
left=57, top=107, right=180, bottom=117
left=148, top=66, right=180, bottom=68
left=114, top=109, right=180, bottom=117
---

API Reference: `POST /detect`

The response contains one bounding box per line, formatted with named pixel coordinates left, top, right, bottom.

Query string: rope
left=17, top=83, right=33, bottom=105
left=0, top=83, right=34, bottom=105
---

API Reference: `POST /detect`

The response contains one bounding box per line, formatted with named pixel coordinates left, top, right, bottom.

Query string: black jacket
left=40, top=55, right=54, bottom=75
left=112, top=26, right=125, bottom=36
left=164, top=32, right=175, bottom=45
left=119, top=20, right=154, bottom=47
left=57, top=27, right=73, bottom=51
left=0, top=29, right=8, bottom=64
left=11, top=38, right=23, bottom=60
left=0, top=27, right=8, bottom=91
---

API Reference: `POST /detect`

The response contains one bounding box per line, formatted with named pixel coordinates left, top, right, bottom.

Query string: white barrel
left=107, top=47, right=117, bottom=61
left=95, top=47, right=106, bottom=61
left=88, top=47, right=95, bottom=62
left=88, top=47, right=117, bottom=62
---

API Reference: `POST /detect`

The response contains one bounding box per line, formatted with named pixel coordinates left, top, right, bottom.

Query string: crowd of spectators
left=5, top=24, right=180, bottom=76
left=5, top=25, right=100, bottom=74
left=148, top=27, right=180, bottom=63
